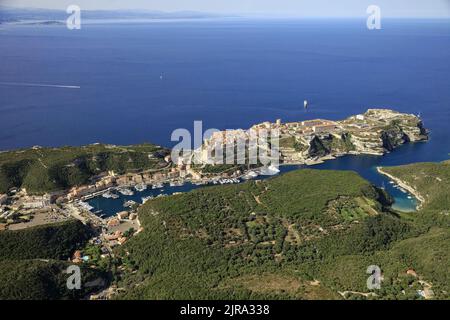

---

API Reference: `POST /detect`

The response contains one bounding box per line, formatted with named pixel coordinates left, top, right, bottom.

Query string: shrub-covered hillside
left=0, top=220, right=106, bottom=300
left=114, top=169, right=445, bottom=300
left=0, top=220, right=91, bottom=260
left=382, top=160, right=450, bottom=228
left=0, top=259, right=105, bottom=300
left=0, top=143, right=170, bottom=194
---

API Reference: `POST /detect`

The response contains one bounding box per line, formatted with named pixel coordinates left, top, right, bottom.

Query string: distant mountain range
left=0, top=6, right=234, bottom=23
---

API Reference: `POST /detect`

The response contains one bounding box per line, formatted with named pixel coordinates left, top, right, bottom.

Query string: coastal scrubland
left=0, top=219, right=91, bottom=260
left=382, top=160, right=450, bottom=228
left=0, top=143, right=169, bottom=194
left=114, top=168, right=449, bottom=300
left=1, top=163, right=448, bottom=300
left=0, top=220, right=107, bottom=300
left=0, top=259, right=105, bottom=300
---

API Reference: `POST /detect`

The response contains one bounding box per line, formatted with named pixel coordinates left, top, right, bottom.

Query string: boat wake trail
left=0, top=82, right=81, bottom=89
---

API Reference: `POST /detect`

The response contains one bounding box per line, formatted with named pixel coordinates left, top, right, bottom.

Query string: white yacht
left=118, top=188, right=134, bottom=196
left=134, top=183, right=148, bottom=192
left=79, top=201, right=94, bottom=211
left=242, top=171, right=258, bottom=180
left=102, top=192, right=112, bottom=199
left=260, top=165, right=280, bottom=176
left=102, top=191, right=119, bottom=199
left=123, top=200, right=137, bottom=208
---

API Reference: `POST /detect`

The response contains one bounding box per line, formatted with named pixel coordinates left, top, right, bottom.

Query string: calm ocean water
left=1, top=19, right=449, bottom=213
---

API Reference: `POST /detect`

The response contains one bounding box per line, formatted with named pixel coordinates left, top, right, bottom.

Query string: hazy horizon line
left=0, top=4, right=450, bottom=20
left=2, top=5, right=450, bottom=20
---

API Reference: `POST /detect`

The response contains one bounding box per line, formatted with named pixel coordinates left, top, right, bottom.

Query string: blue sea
left=1, top=18, right=449, bottom=214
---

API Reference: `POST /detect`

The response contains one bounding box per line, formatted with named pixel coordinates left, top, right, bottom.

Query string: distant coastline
left=0, top=6, right=237, bottom=25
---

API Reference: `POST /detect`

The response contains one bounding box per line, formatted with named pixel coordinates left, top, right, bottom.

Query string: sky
left=2, top=0, right=450, bottom=18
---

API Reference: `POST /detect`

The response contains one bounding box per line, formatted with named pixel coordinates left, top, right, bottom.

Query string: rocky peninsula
left=196, top=109, right=428, bottom=166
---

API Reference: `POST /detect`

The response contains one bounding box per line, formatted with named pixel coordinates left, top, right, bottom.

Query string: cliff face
left=197, top=108, right=428, bottom=165
left=282, top=109, right=428, bottom=162
left=352, top=112, right=427, bottom=154
left=307, top=133, right=355, bottom=158
left=381, top=128, right=409, bottom=152
left=308, top=136, right=330, bottom=157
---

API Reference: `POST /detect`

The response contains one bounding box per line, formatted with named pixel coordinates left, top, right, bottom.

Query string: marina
left=123, top=200, right=138, bottom=208
left=118, top=188, right=134, bottom=196
left=87, top=154, right=421, bottom=217
left=102, top=191, right=119, bottom=199
left=134, top=183, right=148, bottom=192
left=1, top=15, right=449, bottom=302
left=79, top=201, right=94, bottom=211
left=88, top=182, right=203, bottom=217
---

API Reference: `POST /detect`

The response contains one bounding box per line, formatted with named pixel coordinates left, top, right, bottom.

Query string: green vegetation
left=279, top=136, right=307, bottom=152
left=0, top=220, right=91, bottom=260
left=0, top=143, right=170, bottom=194
left=333, top=133, right=356, bottom=152
left=200, top=164, right=247, bottom=175
left=1, top=158, right=448, bottom=300
left=0, top=259, right=105, bottom=300
left=279, top=136, right=296, bottom=149
left=0, top=220, right=107, bottom=300
left=112, top=168, right=448, bottom=300
left=382, top=160, right=450, bottom=228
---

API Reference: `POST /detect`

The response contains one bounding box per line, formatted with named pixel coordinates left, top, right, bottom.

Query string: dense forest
left=1, top=162, right=448, bottom=300
left=114, top=168, right=449, bottom=300
left=0, top=259, right=105, bottom=300
left=0, top=220, right=91, bottom=260
left=0, top=143, right=170, bottom=194
left=0, top=220, right=106, bottom=300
